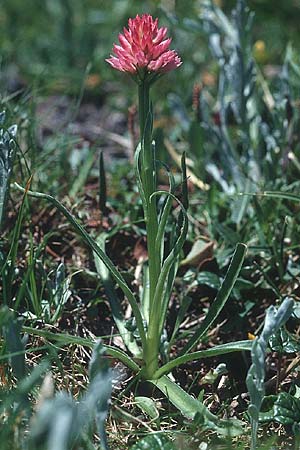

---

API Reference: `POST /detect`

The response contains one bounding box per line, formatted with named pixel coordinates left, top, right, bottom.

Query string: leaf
left=244, top=190, right=300, bottom=204
left=0, top=306, right=26, bottom=380
left=154, top=340, right=252, bottom=379
left=274, top=392, right=300, bottom=426
left=0, top=116, right=17, bottom=229
left=2, top=177, right=30, bottom=304
left=86, top=341, right=112, bottom=450
left=196, top=271, right=221, bottom=290
left=148, top=190, right=188, bottom=340
left=246, top=298, right=294, bottom=449
left=135, top=396, right=159, bottom=420
left=130, top=434, right=176, bottom=450
left=180, top=239, right=214, bottom=268
left=152, top=375, right=244, bottom=437
left=50, top=263, right=72, bottom=323
left=180, top=243, right=247, bottom=355
left=269, top=328, right=300, bottom=354
left=199, top=363, right=228, bottom=386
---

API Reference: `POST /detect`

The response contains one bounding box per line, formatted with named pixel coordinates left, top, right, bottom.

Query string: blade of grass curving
left=153, top=340, right=252, bottom=379
left=158, top=243, right=179, bottom=338
left=15, top=183, right=146, bottom=349
left=22, top=326, right=140, bottom=373
left=180, top=243, right=247, bottom=355
left=152, top=375, right=244, bottom=436
left=93, top=234, right=142, bottom=357
left=1, top=176, right=32, bottom=305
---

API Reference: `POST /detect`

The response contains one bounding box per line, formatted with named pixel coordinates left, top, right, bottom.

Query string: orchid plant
left=18, top=14, right=253, bottom=433
left=107, top=14, right=184, bottom=379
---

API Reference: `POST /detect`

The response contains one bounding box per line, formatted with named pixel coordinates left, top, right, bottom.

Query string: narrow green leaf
left=135, top=396, right=159, bottom=420
left=181, top=243, right=247, bottom=355
left=147, top=190, right=188, bottom=339
left=152, top=375, right=244, bottom=436
left=134, top=143, right=147, bottom=211
left=154, top=161, right=175, bottom=261
left=2, top=177, right=31, bottom=304
left=153, top=340, right=252, bottom=379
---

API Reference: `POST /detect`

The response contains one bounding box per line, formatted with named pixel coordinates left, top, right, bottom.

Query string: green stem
left=138, top=80, right=160, bottom=378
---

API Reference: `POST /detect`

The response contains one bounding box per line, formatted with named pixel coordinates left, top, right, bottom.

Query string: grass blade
left=1, top=177, right=31, bottom=305
left=180, top=243, right=247, bottom=355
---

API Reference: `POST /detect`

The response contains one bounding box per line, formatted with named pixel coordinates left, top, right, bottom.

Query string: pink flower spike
left=106, top=14, right=182, bottom=80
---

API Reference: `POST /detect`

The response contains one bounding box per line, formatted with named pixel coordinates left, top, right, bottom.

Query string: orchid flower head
left=106, top=14, right=182, bottom=82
